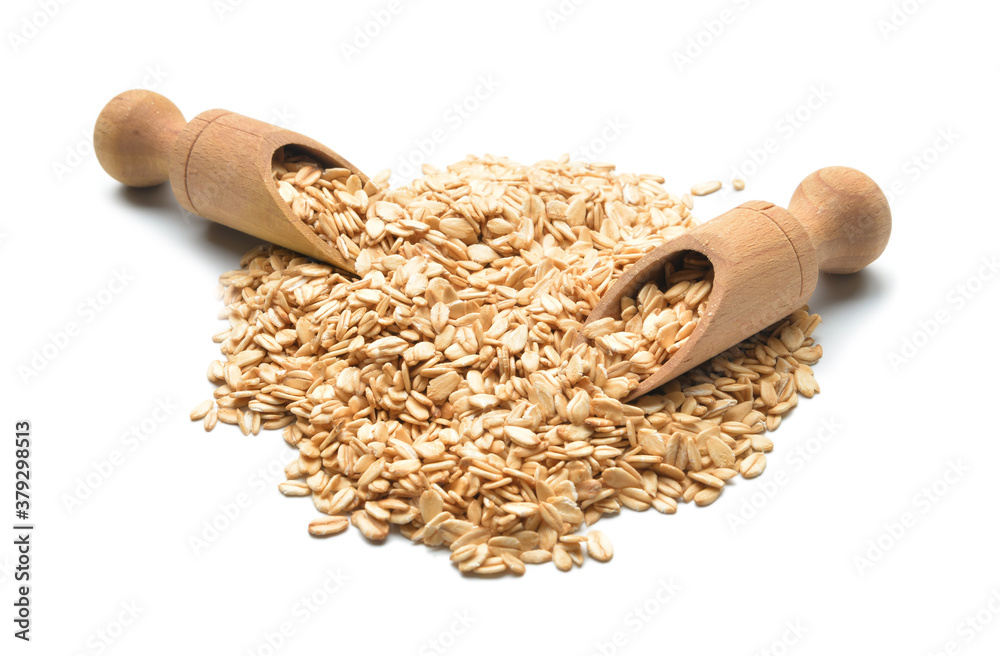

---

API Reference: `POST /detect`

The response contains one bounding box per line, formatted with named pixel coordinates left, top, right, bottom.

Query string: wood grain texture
left=603, top=203, right=809, bottom=401
left=96, top=90, right=368, bottom=275
left=788, top=166, right=891, bottom=274
left=94, top=90, right=186, bottom=187
left=581, top=167, right=890, bottom=401
left=170, top=109, right=367, bottom=275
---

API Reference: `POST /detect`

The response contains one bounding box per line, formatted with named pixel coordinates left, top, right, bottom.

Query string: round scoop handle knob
left=789, top=166, right=891, bottom=274
left=94, top=90, right=186, bottom=188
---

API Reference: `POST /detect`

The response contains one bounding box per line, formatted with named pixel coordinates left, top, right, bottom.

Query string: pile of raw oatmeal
left=189, top=152, right=822, bottom=575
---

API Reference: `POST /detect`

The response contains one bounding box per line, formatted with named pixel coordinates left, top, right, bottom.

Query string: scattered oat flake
left=193, top=151, right=825, bottom=576
left=691, top=180, right=723, bottom=196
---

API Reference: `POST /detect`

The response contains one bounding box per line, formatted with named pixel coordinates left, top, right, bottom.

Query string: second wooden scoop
left=582, top=166, right=891, bottom=402
left=94, top=89, right=367, bottom=275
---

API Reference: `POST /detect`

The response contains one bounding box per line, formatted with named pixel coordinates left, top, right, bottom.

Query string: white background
left=2, top=1, right=998, bottom=654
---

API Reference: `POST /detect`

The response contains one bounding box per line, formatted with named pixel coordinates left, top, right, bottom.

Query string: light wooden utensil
left=581, top=166, right=891, bottom=402
left=94, top=89, right=366, bottom=275
left=95, top=91, right=890, bottom=402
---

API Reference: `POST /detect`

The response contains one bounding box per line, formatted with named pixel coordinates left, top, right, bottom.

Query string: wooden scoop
left=582, top=167, right=891, bottom=402
left=94, top=89, right=366, bottom=275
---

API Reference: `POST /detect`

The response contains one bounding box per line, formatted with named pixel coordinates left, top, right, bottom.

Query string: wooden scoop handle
left=94, top=89, right=367, bottom=275
left=94, top=89, right=186, bottom=188
left=789, top=166, right=891, bottom=274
